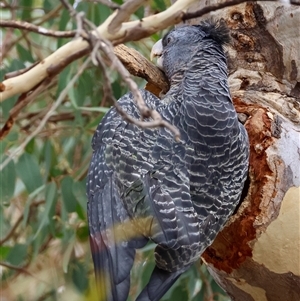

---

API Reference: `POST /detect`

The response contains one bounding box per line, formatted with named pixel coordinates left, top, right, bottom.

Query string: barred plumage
left=87, top=20, right=249, bottom=301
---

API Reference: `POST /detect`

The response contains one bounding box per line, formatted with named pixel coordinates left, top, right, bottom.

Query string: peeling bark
left=185, top=2, right=300, bottom=300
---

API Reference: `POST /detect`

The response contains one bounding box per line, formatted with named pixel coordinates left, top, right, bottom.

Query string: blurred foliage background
left=1, top=1, right=230, bottom=300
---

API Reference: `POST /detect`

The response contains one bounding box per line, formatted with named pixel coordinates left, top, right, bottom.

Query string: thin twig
left=0, top=215, right=23, bottom=245
left=4, top=61, right=40, bottom=79
left=84, top=0, right=120, bottom=9
left=0, top=262, right=34, bottom=276
left=0, top=79, right=52, bottom=140
left=0, top=20, right=76, bottom=38
left=0, top=4, right=63, bottom=61
left=0, top=57, right=91, bottom=171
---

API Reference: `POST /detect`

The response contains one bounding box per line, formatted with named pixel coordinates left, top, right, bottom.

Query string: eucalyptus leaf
left=33, top=182, right=57, bottom=239
left=1, top=159, right=16, bottom=204
left=16, top=152, right=43, bottom=193
left=61, top=176, right=77, bottom=213
left=62, top=233, right=76, bottom=273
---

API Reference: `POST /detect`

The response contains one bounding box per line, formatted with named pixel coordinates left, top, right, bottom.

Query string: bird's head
left=151, top=20, right=230, bottom=80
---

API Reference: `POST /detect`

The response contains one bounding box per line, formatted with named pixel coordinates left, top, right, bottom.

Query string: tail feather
left=136, top=266, right=188, bottom=301
left=88, top=174, right=147, bottom=301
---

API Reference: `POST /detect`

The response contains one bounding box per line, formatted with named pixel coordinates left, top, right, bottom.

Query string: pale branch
left=0, top=0, right=198, bottom=102
left=0, top=20, right=77, bottom=38
left=0, top=58, right=91, bottom=171
left=107, top=0, right=145, bottom=33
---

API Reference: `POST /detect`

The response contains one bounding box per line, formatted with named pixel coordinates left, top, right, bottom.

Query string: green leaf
left=22, top=184, right=45, bottom=228
left=62, top=233, right=76, bottom=273
left=16, top=152, right=43, bottom=193
left=34, top=182, right=57, bottom=239
left=43, top=0, right=61, bottom=13
left=75, top=203, right=85, bottom=221
left=88, top=3, right=111, bottom=25
left=74, top=74, right=88, bottom=107
left=152, top=0, right=167, bottom=11
left=134, top=6, right=144, bottom=19
left=72, top=180, right=87, bottom=211
left=161, top=274, right=188, bottom=301
left=57, top=8, right=72, bottom=48
left=16, top=44, right=34, bottom=63
left=70, top=260, right=89, bottom=292
left=6, top=244, right=28, bottom=265
left=0, top=246, right=11, bottom=260
left=25, top=138, right=35, bottom=154
left=61, top=176, right=77, bottom=213
left=211, top=278, right=229, bottom=300
left=59, top=8, right=71, bottom=31
left=76, top=224, right=89, bottom=242
left=1, top=158, right=16, bottom=204
left=192, top=286, right=206, bottom=301
left=20, top=0, right=33, bottom=20
left=42, top=140, right=53, bottom=181
left=56, top=65, right=71, bottom=98
left=112, top=81, right=122, bottom=99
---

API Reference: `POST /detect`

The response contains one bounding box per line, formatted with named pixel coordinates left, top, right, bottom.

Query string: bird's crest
left=198, top=19, right=230, bottom=46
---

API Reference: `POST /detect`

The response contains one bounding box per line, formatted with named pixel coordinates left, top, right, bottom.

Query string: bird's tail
left=136, top=266, right=188, bottom=301
left=88, top=175, right=147, bottom=301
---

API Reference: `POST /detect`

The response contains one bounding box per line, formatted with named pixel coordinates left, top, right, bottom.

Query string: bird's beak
left=150, top=39, right=164, bottom=70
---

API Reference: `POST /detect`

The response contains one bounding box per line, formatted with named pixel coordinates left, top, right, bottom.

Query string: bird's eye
left=167, top=37, right=172, bottom=44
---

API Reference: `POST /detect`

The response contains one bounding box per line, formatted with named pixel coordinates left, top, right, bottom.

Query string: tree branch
left=0, top=20, right=76, bottom=38
left=108, top=0, right=145, bottom=33
left=0, top=0, right=198, bottom=102
left=114, top=44, right=169, bottom=94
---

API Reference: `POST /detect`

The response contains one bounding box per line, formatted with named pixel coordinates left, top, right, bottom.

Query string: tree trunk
left=186, top=1, right=300, bottom=300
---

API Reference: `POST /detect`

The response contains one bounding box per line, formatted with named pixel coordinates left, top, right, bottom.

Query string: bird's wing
left=88, top=171, right=148, bottom=301
left=87, top=89, right=204, bottom=301
left=87, top=90, right=173, bottom=301
left=87, top=91, right=153, bottom=301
